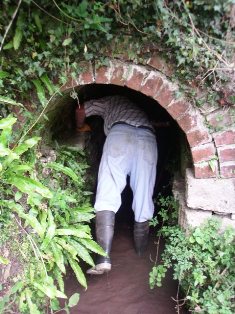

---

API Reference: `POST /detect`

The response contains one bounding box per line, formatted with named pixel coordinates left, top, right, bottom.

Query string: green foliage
left=0, top=0, right=234, bottom=108
left=0, top=0, right=234, bottom=309
left=0, top=115, right=104, bottom=313
left=149, top=197, right=235, bottom=314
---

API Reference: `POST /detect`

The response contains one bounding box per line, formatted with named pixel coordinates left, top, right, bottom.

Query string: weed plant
left=0, top=115, right=104, bottom=313
left=150, top=196, right=235, bottom=314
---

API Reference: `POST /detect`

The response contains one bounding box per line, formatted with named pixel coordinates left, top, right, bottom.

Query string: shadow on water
left=62, top=187, right=189, bottom=314
left=63, top=218, right=189, bottom=313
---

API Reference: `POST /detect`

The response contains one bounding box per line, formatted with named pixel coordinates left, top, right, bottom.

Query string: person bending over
left=76, top=95, right=158, bottom=275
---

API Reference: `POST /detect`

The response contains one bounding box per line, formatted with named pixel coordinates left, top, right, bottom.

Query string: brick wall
left=59, top=58, right=235, bottom=179
left=45, top=55, right=235, bottom=229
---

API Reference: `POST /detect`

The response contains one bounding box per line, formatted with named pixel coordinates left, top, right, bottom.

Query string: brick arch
left=60, top=60, right=218, bottom=179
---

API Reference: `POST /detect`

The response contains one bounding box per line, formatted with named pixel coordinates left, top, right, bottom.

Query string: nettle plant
left=149, top=196, right=235, bottom=314
left=0, top=115, right=105, bottom=313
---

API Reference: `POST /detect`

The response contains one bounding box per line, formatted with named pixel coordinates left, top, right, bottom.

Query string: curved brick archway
left=44, top=58, right=235, bottom=230
left=60, top=60, right=217, bottom=179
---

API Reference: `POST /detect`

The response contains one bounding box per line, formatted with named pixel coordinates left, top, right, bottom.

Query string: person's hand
left=76, top=123, right=91, bottom=132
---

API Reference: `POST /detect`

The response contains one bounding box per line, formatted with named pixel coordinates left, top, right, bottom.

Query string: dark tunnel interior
left=52, top=84, right=188, bottom=225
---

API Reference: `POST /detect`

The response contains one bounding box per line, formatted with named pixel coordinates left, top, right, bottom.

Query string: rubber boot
left=87, top=210, right=115, bottom=275
left=134, top=221, right=149, bottom=256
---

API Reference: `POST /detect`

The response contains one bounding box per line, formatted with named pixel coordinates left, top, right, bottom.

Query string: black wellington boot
left=134, top=221, right=149, bottom=256
left=87, top=210, right=115, bottom=275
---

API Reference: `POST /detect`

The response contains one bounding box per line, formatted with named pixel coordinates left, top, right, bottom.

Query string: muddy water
left=64, top=221, right=188, bottom=314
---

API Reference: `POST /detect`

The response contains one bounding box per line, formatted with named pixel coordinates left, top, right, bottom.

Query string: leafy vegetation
left=150, top=196, right=235, bottom=314
left=0, top=0, right=235, bottom=312
left=0, top=115, right=105, bottom=313
left=0, top=0, right=234, bottom=112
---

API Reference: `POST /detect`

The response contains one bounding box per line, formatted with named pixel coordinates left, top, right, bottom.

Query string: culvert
left=44, top=83, right=187, bottom=202
left=41, top=83, right=190, bottom=313
left=43, top=59, right=235, bottom=232
left=37, top=58, right=235, bottom=312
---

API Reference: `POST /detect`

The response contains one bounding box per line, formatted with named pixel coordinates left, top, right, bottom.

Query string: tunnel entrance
left=50, top=83, right=187, bottom=212
left=48, top=84, right=189, bottom=313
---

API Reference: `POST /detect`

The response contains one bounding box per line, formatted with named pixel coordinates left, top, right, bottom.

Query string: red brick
left=214, top=130, right=235, bottom=147
left=12, top=106, right=26, bottom=124
left=125, top=68, right=147, bottom=91
left=191, top=143, right=217, bottom=163
left=147, top=53, right=173, bottom=76
left=220, top=163, right=235, bottom=178
left=147, top=54, right=163, bottom=70
left=79, top=69, right=94, bottom=84
left=95, top=66, right=109, bottom=84
left=194, top=162, right=218, bottom=178
left=140, top=73, right=164, bottom=97
left=154, top=83, right=176, bottom=107
left=218, top=146, right=235, bottom=162
left=177, top=112, right=197, bottom=133
left=166, top=99, right=190, bottom=119
left=206, top=109, right=234, bottom=129
left=186, top=128, right=212, bottom=148
left=60, top=77, right=74, bottom=91
left=110, top=65, right=125, bottom=86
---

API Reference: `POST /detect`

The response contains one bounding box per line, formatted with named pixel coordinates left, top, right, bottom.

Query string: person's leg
left=87, top=125, right=132, bottom=274
left=133, top=221, right=150, bottom=256
left=86, top=210, right=115, bottom=275
left=130, top=129, right=158, bottom=255
left=94, top=126, right=129, bottom=213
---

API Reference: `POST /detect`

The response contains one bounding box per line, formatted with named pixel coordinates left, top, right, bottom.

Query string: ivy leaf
left=208, top=159, right=217, bottom=172
left=62, top=38, right=72, bottom=46
left=0, top=71, right=10, bottom=79
left=78, top=0, right=88, bottom=17
left=68, top=293, right=80, bottom=308
left=13, top=27, right=23, bottom=50
left=0, top=255, right=10, bottom=265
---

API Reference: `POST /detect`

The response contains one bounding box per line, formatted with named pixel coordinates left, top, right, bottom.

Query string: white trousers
left=94, top=124, right=158, bottom=222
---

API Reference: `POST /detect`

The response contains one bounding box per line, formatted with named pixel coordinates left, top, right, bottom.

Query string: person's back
left=84, top=95, right=154, bottom=135
left=77, top=95, right=158, bottom=275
